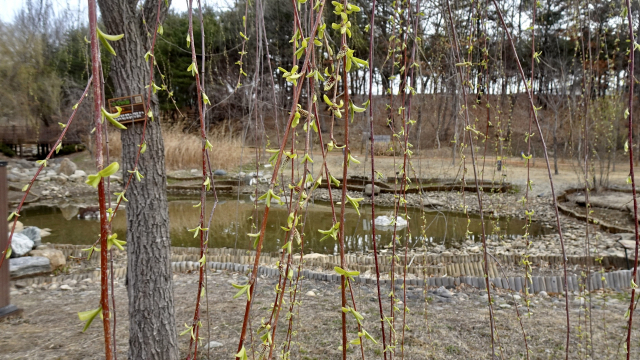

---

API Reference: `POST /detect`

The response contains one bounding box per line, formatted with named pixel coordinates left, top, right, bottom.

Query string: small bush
left=56, top=144, right=85, bottom=156
left=0, top=143, right=16, bottom=157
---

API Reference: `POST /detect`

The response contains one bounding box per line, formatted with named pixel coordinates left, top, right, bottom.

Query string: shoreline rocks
left=9, top=256, right=51, bottom=278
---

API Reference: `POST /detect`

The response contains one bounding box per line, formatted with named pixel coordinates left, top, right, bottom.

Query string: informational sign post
left=107, top=94, right=147, bottom=125
left=0, top=161, right=22, bottom=321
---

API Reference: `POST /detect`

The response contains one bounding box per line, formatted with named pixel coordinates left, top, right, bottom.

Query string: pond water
left=19, top=196, right=548, bottom=254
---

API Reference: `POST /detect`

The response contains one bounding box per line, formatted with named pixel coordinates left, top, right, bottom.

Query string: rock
left=60, top=284, right=72, bottom=291
left=618, top=239, right=636, bottom=250
left=10, top=233, right=34, bottom=257
left=9, top=256, right=51, bottom=278
left=538, top=291, right=549, bottom=298
left=49, top=283, right=58, bottom=290
left=374, top=215, right=407, bottom=229
left=59, top=204, right=79, bottom=220
left=13, top=220, right=24, bottom=233
left=54, top=175, right=68, bottom=185
left=40, top=229, right=51, bottom=237
left=29, top=248, right=66, bottom=269
left=303, top=253, right=329, bottom=260
left=499, top=303, right=512, bottom=309
left=203, top=341, right=223, bottom=349
left=213, top=169, right=227, bottom=176
left=423, top=197, right=445, bottom=207
left=365, top=184, right=380, bottom=196
left=7, top=173, right=23, bottom=182
left=70, top=170, right=86, bottom=181
left=21, top=226, right=42, bottom=247
left=306, top=291, right=316, bottom=297
left=57, top=158, right=78, bottom=176
left=511, top=240, right=526, bottom=249
left=435, top=286, right=453, bottom=298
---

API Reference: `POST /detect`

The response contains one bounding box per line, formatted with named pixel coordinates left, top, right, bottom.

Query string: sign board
left=107, top=94, right=146, bottom=124
left=362, top=132, right=391, bottom=143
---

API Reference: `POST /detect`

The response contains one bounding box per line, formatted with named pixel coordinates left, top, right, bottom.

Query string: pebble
left=60, top=284, right=72, bottom=291
left=49, top=284, right=58, bottom=290
left=306, top=291, right=316, bottom=297
left=538, top=291, right=549, bottom=298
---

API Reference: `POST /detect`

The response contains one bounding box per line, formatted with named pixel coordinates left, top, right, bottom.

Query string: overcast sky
left=0, top=0, right=227, bottom=23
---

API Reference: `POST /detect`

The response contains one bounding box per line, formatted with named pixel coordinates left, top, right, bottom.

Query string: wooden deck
left=0, top=125, right=82, bottom=157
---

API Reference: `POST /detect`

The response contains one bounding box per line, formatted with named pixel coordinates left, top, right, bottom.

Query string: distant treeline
left=0, top=0, right=632, bottom=161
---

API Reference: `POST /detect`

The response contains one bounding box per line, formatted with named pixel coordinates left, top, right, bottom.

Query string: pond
left=19, top=196, right=548, bottom=254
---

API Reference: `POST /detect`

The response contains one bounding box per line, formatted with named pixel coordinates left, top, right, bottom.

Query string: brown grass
left=372, top=141, right=404, bottom=156
left=107, top=124, right=245, bottom=171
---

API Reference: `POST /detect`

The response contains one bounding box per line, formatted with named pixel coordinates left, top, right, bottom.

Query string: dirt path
left=2, top=270, right=639, bottom=359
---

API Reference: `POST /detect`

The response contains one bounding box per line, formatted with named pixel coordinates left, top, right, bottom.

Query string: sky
left=0, top=0, right=221, bottom=23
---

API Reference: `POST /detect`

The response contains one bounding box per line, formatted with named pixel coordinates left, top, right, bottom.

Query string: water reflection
left=19, top=195, right=547, bottom=254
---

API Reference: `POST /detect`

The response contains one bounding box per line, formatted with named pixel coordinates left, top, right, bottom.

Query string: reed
left=108, top=123, right=245, bottom=171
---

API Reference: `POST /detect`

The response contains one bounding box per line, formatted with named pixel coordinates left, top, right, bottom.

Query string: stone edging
left=12, top=260, right=639, bottom=295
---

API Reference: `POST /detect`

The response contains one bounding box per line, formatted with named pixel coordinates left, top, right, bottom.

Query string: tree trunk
left=96, top=1, right=178, bottom=359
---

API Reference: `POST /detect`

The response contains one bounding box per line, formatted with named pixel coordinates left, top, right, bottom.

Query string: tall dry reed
left=107, top=123, right=245, bottom=171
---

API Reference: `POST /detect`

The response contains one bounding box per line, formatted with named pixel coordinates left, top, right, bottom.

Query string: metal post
left=0, top=161, right=22, bottom=320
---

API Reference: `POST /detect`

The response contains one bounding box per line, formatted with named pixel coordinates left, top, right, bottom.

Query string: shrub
left=0, top=143, right=16, bottom=157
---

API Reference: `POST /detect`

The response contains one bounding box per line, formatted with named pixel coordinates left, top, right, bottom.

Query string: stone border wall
left=12, top=259, right=639, bottom=295
left=49, top=244, right=630, bottom=278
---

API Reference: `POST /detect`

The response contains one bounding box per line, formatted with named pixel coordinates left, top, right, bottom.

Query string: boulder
left=619, top=239, right=636, bottom=250
left=59, top=204, right=79, bottom=220
left=374, top=215, right=407, bottom=229
left=10, top=233, right=34, bottom=257
left=57, top=158, right=78, bottom=176
left=423, top=197, right=445, bottom=208
left=213, top=169, right=227, bottom=176
left=29, top=248, right=65, bottom=269
left=365, top=184, right=380, bottom=196
left=13, top=220, right=24, bottom=233
left=9, top=256, right=51, bottom=278
left=21, top=226, right=42, bottom=247
left=7, top=173, right=23, bottom=182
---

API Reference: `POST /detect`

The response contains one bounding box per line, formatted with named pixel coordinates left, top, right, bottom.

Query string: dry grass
left=107, top=124, right=245, bottom=171
left=372, top=141, right=404, bottom=156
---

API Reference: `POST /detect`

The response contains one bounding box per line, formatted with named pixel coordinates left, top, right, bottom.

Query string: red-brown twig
left=234, top=2, right=329, bottom=355
left=489, top=1, right=572, bottom=358
left=444, top=0, right=496, bottom=356
left=624, top=0, right=640, bottom=357
left=88, top=0, right=112, bottom=357
left=366, top=0, right=388, bottom=357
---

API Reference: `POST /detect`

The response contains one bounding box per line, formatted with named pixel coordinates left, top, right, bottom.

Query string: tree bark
left=96, top=1, right=178, bottom=359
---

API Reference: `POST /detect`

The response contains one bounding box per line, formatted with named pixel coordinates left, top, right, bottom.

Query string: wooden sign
left=107, top=94, right=146, bottom=124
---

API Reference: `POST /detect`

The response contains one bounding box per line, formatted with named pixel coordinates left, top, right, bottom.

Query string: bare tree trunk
left=96, top=1, right=178, bottom=359
left=554, top=109, right=559, bottom=175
